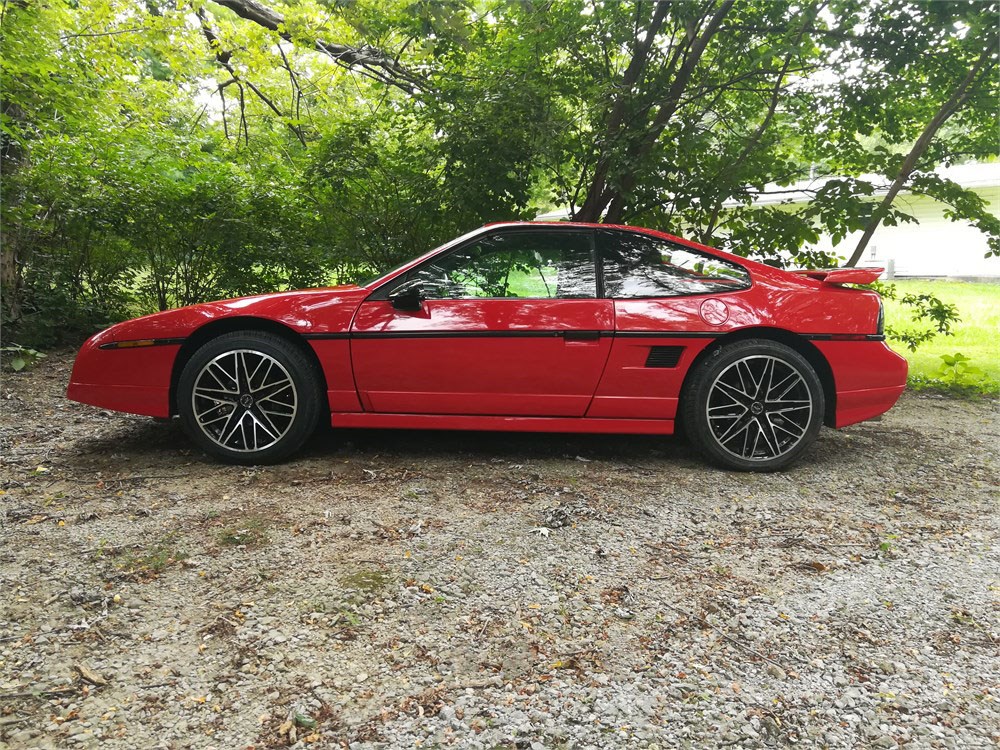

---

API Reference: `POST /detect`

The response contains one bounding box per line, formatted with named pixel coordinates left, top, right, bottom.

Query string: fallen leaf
left=294, top=713, right=318, bottom=729
left=75, top=663, right=108, bottom=686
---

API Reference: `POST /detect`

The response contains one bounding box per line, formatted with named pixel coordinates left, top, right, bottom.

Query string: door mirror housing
left=389, top=282, right=425, bottom=311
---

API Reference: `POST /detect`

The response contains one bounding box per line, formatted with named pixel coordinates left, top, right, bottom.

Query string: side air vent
left=645, top=346, right=684, bottom=368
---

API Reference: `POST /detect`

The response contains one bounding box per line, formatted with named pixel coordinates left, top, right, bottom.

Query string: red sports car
left=67, top=222, right=907, bottom=471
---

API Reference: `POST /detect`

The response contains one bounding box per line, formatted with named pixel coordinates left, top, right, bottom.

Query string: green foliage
left=305, top=112, right=458, bottom=277
left=871, top=282, right=960, bottom=352
left=907, top=371, right=999, bottom=399
left=1, top=345, right=46, bottom=372
left=117, top=533, right=188, bottom=581
left=936, top=353, right=984, bottom=386
left=879, top=280, right=999, bottom=398
left=217, top=518, right=270, bottom=548
left=1, top=0, right=996, bottom=350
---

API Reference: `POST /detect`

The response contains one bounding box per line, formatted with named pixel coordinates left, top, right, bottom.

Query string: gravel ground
left=0, top=351, right=998, bottom=749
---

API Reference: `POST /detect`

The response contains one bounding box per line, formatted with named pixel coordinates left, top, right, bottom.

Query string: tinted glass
left=600, top=231, right=750, bottom=298
left=412, top=231, right=596, bottom=299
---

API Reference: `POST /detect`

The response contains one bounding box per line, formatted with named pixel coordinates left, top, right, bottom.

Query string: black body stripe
left=800, top=333, right=886, bottom=342
left=100, top=331, right=886, bottom=347
left=305, top=330, right=886, bottom=341
left=614, top=331, right=719, bottom=339
left=347, top=330, right=608, bottom=340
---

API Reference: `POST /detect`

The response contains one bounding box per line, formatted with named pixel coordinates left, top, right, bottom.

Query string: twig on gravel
left=453, top=679, right=499, bottom=690
left=0, top=716, right=28, bottom=727
left=199, top=615, right=241, bottom=634
left=53, top=474, right=192, bottom=484
left=657, top=600, right=794, bottom=671
left=80, top=542, right=143, bottom=555
left=0, top=686, right=77, bottom=700
left=477, top=617, right=492, bottom=639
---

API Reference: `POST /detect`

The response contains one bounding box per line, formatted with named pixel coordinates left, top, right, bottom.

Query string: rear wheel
left=177, top=331, right=323, bottom=464
left=682, top=339, right=824, bottom=471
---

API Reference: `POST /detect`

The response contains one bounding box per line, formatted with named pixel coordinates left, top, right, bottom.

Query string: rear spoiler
left=791, top=267, right=883, bottom=285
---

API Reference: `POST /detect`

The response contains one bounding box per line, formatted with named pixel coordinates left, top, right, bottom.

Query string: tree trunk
left=846, top=42, right=995, bottom=267
left=602, top=0, right=735, bottom=224
left=572, top=2, right=671, bottom=222
left=572, top=0, right=735, bottom=223
left=1, top=100, right=28, bottom=326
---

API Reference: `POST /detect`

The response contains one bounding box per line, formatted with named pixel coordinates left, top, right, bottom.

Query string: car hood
left=88, top=285, right=370, bottom=346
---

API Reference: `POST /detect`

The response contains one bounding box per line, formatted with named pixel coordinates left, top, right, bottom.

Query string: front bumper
left=67, top=333, right=180, bottom=418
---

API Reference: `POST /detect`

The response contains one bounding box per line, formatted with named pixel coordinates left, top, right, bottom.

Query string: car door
left=350, top=228, right=614, bottom=417
left=587, top=229, right=755, bottom=420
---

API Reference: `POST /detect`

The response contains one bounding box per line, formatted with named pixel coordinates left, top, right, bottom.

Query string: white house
left=751, top=162, right=1000, bottom=280
left=538, top=162, right=1000, bottom=279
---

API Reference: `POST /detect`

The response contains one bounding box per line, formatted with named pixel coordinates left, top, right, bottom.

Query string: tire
left=177, top=331, right=323, bottom=464
left=681, top=339, right=824, bottom=472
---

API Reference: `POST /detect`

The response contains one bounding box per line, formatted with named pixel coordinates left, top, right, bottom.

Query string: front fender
left=67, top=287, right=368, bottom=418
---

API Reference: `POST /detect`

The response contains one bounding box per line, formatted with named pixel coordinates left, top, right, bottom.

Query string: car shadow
left=63, top=416, right=193, bottom=470
left=66, top=415, right=848, bottom=473
left=65, top=415, right=699, bottom=468
left=306, top=425, right=695, bottom=465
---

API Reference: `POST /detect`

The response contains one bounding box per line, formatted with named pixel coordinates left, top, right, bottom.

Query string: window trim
left=597, top=228, right=752, bottom=300
left=369, top=226, right=600, bottom=302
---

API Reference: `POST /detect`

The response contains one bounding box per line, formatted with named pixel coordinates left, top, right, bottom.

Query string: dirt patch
left=1, top=351, right=998, bottom=748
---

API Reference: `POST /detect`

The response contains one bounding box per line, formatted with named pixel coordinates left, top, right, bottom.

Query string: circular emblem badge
left=700, top=298, right=730, bottom=326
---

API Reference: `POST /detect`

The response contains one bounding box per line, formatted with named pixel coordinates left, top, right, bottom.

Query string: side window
left=599, top=231, right=750, bottom=298
left=411, top=231, right=596, bottom=300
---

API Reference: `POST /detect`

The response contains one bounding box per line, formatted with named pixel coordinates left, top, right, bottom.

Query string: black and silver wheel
left=682, top=339, right=824, bottom=471
left=177, top=331, right=323, bottom=464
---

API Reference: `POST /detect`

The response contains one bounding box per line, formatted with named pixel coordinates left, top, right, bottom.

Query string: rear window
left=599, top=231, right=750, bottom=298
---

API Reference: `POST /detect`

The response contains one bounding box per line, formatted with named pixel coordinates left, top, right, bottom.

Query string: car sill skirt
left=330, top=412, right=676, bottom=435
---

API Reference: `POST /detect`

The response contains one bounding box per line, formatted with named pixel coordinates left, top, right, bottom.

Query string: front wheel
left=177, top=331, right=323, bottom=464
left=682, top=339, right=825, bottom=472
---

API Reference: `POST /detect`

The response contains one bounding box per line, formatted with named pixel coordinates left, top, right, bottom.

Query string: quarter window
left=411, top=231, right=596, bottom=300
left=599, top=231, right=750, bottom=298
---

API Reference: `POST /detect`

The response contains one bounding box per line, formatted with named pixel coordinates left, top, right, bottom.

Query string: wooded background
left=2, top=0, right=997, bottom=348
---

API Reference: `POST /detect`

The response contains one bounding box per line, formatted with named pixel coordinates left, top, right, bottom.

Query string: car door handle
left=562, top=331, right=602, bottom=341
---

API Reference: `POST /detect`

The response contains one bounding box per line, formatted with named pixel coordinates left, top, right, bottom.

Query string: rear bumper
left=833, top=383, right=907, bottom=428
left=813, top=340, right=908, bottom=428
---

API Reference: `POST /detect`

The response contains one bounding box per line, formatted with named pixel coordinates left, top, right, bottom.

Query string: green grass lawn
left=882, top=279, right=1000, bottom=387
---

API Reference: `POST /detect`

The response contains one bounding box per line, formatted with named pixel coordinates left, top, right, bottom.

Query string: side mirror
left=389, top=283, right=425, bottom=311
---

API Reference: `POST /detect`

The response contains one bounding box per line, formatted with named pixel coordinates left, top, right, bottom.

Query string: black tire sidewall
left=177, top=332, right=323, bottom=464
left=682, top=339, right=824, bottom=472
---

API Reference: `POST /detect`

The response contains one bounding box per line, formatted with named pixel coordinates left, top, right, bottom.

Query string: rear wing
left=791, top=268, right=883, bottom=285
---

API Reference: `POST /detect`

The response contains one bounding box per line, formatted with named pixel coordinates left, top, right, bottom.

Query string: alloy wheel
left=705, top=355, right=813, bottom=463
left=190, top=349, right=298, bottom=453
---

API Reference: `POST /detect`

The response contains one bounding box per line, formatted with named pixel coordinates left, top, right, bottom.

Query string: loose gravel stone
left=0, top=354, right=997, bottom=748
